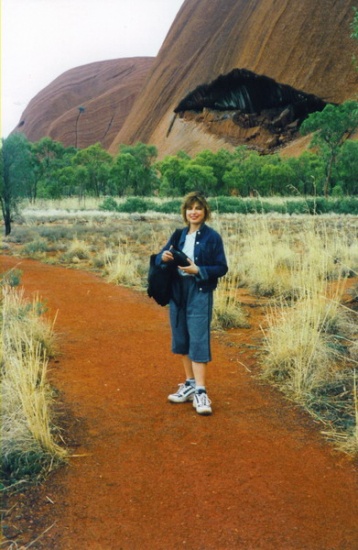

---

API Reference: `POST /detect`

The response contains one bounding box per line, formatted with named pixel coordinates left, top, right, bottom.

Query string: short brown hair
left=181, top=191, right=211, bottom=225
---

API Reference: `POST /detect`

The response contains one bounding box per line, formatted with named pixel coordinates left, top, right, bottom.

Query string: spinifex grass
left=105, top=242, right=142, bottom=287
left=1, top=286, right=65, bottom=485
left=212, top=272, right=248, bottom=330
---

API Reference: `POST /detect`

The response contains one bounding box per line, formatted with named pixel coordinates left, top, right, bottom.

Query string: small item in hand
left=171, top=248, right=191, bottom=267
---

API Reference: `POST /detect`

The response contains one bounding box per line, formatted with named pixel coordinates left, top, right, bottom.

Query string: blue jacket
left=157, top=224, right=228, bottom=292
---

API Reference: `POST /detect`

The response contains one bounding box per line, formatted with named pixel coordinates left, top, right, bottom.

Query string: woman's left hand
left=178, top=258, right=199, bottom=275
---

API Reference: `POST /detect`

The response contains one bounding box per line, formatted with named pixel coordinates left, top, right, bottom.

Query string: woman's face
left=186, top=202, right=206, bottom=226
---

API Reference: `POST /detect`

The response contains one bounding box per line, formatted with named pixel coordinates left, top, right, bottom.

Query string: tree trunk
left=4, top=210, right=11, bottom=236
left=324, top=151, right=336, bottom=198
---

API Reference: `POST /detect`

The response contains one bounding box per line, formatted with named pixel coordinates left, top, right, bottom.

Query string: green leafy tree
left=260, top=160, right=295, bottom=196
left=42, top=165, right=87, bottom=198
left=31, top=137, right=76, bottom=201
left=300, top=101, right=358, bottom=196
left=0, top=134, right=33, bottom=235
left=193, top=149, right=234, bottom=194
left=155, top=152, right=191, bottom=196
left=180, top=162, right=217, bottom=195
left=285, top=152, right=325, bottom=195
left=110, top=153, right=138, bottom=196
left=119, top=142, right=159, bottom=196
left=334, top=140, right=358, bottom=195
left=72, top=143, right=112, bottom=196
left=223, top=149, right=262, bottom=196
left=118, top=142, right=159, bottom=196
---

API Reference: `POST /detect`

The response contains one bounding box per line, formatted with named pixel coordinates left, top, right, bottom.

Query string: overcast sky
left=1, top=0, right=184, bottom=138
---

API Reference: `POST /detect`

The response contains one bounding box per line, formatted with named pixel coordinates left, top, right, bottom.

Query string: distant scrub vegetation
left=1, top=100, right=357, bottom=234
left=99, top=195, right=358, bottom=215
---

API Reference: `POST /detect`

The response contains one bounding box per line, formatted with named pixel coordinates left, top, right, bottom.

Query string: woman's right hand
left=162, top=250, right=174, bottom=263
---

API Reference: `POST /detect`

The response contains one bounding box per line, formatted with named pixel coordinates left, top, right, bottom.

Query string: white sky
left=1, top=0, right=184, bottom=137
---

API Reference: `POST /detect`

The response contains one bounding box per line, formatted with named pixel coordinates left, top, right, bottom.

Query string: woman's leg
left=182, top=354, right=194, bottom=379
left=192, top=361, right=206, bottom=387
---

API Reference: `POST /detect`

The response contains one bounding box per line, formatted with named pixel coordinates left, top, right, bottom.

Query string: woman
left=157, top=191, right=228, bottom=415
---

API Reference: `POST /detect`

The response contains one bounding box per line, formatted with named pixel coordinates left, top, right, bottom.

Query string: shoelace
left=195, top=393, right=211, bottom=407
left=175, top=383, right=192, bottom=395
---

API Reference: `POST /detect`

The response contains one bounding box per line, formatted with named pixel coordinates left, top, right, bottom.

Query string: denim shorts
left=169, top=276, right=213, bottom=363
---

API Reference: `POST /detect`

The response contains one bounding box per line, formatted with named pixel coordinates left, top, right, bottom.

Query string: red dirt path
left=1, top=256, right=358, bottom=550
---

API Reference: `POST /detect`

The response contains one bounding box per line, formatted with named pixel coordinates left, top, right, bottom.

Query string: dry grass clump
left=61, top=238, right=91, bottom=263
left=212, top=246, right=249, bottom=330
left=262, top=295, right=340, bottom=394
left=212, top=280, right=248, bottom=330
left=1, top=286, right=65, bottom=486
left=261, top=279, right=358, bottom=453
left=105, top=244, right=142, bottom=287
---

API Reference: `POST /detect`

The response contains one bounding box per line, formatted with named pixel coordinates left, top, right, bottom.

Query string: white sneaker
left=193, top=392, right=212, bottom=415
left=168, top=382, right=195, bottom=403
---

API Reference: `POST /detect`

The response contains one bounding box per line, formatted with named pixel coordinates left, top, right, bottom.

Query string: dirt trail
left=1, top=256, right=358, bottom=550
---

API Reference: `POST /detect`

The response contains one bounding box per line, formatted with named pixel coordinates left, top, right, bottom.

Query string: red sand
left=1, top=256, right=357, bottom=549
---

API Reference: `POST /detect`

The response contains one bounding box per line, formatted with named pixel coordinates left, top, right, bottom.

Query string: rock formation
left=14, top=58, right=153, bottom=150
left=14, top=0, right=358, bottom=157
left=111, top=0, right=358, bottom=157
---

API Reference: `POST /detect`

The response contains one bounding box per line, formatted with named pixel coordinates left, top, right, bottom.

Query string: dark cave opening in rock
left=175, top=68, right=328, bottom=119
left=173, top=68, right=330, bottom=150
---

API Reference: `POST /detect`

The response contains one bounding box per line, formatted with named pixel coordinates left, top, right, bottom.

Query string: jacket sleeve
left=154, top=231, right=177, bottom=265
left=196, top=233, right=228, bottom=282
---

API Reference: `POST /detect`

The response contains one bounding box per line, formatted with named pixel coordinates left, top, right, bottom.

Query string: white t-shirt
left=182, top=231, right=196, bottom=261
left=178, top=230, right=196, bottom=276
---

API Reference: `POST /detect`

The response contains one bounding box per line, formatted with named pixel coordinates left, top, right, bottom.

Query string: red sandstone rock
left=111, top=0, right=358, bottom=157
left=13, top=0, right=358, bottom=158
left=14, top=58, right=153, bottom=150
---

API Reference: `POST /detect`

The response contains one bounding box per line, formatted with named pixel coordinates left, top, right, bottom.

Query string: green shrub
left=156, top=199, right=182, bottom=214
left=21, top=239, right=49, bottom=257
left=0, top=269, right=22, bottom=288
left=99, top=197, right=120, bottom=211
left=117, top=197, right=156, bottom=213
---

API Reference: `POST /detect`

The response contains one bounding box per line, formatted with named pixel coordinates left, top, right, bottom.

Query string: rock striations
left=111, top=0, right=358, bottom=157
left=14, top=0, right=358, bottom=157
left=14, top=58, right=154, bottom=150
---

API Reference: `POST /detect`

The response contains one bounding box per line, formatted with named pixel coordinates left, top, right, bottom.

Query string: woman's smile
left=186, top=203, right=205, bottom=227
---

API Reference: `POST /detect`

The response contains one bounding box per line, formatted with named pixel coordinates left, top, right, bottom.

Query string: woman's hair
left=181, top=191, right=211, bottom=225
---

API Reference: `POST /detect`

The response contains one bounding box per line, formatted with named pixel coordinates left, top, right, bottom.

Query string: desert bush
left=20, top=238, right=49, bottom=258
left=156, top=199, right=182, bottom=214
left=99, top=197, right=120, bottom=211
left=0, top=268, right=22, bottom=288
left=117, top=197, right=156, bottom=213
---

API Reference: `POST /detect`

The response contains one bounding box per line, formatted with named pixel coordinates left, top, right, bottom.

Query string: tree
left=300, top=101, right=358, bottom=196
left=156, top=152, right=191, bottom=196
left=72, top=143, right=112, bottom=196
left=286, top=152, right=325, bottom=195
left=180, top=162, right=217, bottom=195
left=0, top=134, right=33, bottom=235
left=110, top=153, right=138, bottom=196
left=193, top=149, right=234, bottom=194
left=31, top=137, right=75, bottom=201
left=260, top=160, right=295, bottom=195
left=334, top=140, right=358, bottom=195
left=223, top=149, right=262, bottom=196
left=118, top=143, right=159, bottom=195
